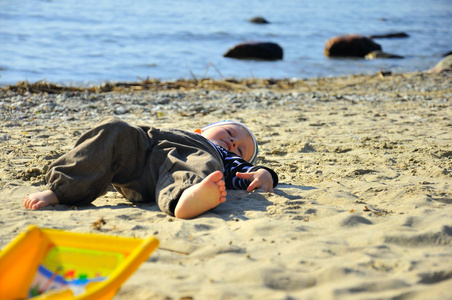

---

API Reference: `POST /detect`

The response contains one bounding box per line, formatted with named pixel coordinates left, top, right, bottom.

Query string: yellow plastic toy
left=0, top=225, right=159, bottom=300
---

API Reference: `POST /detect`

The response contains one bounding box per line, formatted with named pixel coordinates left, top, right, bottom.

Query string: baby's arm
left=220, top=149, right=278, bottom=192
left=236, top=169, right=274, bottom=192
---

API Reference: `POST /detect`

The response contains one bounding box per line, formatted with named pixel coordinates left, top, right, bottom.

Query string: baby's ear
left=194, top=129, right=202, bottom=134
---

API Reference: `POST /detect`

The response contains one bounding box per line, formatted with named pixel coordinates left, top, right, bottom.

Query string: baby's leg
left=44, top=117, right=150, bottom=206
left=174, top=171, right=227, bottom=219
left=23, top=190, right=60, bottom=209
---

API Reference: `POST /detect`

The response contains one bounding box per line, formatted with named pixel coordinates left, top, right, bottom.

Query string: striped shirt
left=209, top=142, right=278, bottom=190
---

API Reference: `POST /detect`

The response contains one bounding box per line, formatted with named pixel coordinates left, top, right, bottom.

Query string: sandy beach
left=1, top=71, right=451, bottom=299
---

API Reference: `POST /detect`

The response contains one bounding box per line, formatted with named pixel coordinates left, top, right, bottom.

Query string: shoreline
left=1, top=70, right=449, bottom=94
left=1, top=71, right=451, bottom=299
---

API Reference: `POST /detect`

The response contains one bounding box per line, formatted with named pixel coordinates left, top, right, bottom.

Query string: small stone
left=115, top=106, right=127, bottom=114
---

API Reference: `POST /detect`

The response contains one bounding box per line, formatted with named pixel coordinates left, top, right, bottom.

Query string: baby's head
left=197, top=120, right=258, bottom=163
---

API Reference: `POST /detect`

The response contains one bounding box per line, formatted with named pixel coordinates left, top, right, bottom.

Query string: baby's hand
left=236, top=169, right=274, bottom=193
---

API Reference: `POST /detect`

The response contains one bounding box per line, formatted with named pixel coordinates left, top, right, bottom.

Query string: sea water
left=0, top=0, right=451, bottom=86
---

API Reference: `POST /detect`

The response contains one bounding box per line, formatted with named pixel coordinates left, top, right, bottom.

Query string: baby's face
left=201, top=124, right=255, bottom=162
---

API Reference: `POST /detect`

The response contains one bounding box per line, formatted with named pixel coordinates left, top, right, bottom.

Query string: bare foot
left=23, top=190, right=60, bottom=209
left=174, top=171, right=227, bottom=219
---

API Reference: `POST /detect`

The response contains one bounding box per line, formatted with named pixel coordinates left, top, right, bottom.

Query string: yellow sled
left=0, top=225, right=159, bottom=300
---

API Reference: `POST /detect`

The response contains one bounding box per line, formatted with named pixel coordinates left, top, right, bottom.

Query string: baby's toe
left=23, top=197, right=33, bottom=208
left=32, top=203, right=42, bottom=209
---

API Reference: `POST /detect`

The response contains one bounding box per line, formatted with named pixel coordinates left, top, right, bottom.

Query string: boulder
left=324, top=35, right=382, bottom=58
left=365, top=50, right=404, bottom=59
left=249, top=16, right=270, bottom=24
left=428, top=55, right=452, bottom=73
left=223, top=42, right=283, bottom=60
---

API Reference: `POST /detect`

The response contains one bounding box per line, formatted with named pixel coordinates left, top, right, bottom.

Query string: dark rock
left=368, top=32, right=409, bottom=39
left=324, top=35, right=382, bottom=58
left=378, top=70, right=392, bottom=77
left=224, top=42, right=283, bottom=60
left=249, top=16, right=270, bottom=24
left=365, top=50, right=404, bottom=59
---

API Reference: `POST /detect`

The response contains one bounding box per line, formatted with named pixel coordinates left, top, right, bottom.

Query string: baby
left=23, top=117, right=278, bottom=219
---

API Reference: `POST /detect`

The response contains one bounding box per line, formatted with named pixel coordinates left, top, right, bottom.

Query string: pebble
left=115, top=106, right=127, bottom=114
left=0, top=73, right=450, bottom=127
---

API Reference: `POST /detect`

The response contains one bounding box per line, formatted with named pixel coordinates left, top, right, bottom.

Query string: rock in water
left=224, top=42, right=283, bottom=60
left=428, top=55, right=452, bottom=73
left=365, top=50, right=404, bottom=59
left=249, top=16, right=270, bottom=24
left=324, top=35, right=382, bottom=58
left=368, top=32, right=409, bottom=39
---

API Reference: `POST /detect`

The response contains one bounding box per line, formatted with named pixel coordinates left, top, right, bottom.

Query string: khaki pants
left=46, top=116, right=223, bottom=216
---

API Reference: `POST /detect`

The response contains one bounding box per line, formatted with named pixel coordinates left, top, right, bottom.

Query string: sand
left=1, top=72, right=451, bottom=299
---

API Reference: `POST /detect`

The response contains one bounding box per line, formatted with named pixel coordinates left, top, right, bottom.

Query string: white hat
left=201, top=120, right=259, bottom=164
